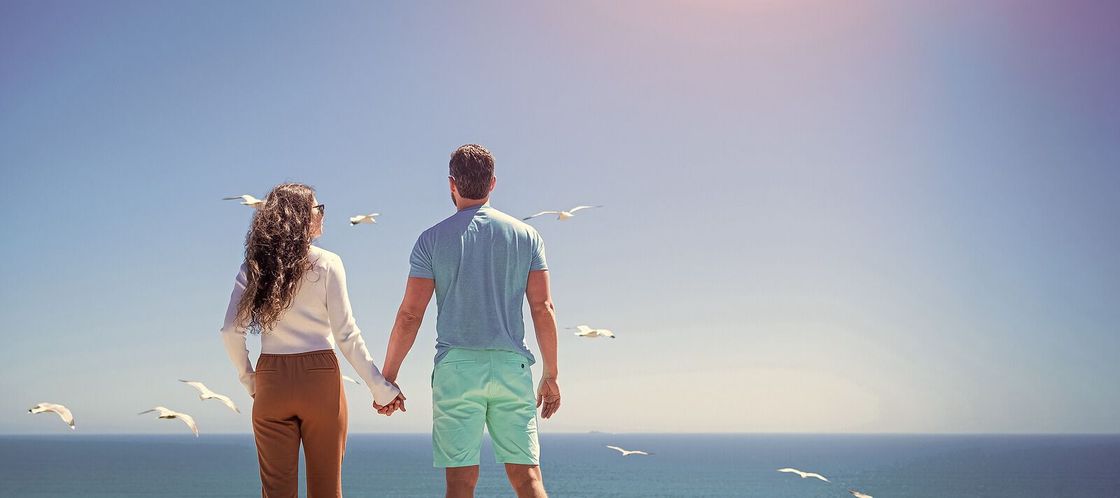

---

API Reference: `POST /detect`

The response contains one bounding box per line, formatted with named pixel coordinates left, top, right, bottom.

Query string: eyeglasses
left=313, top=204, right=325, bottom=214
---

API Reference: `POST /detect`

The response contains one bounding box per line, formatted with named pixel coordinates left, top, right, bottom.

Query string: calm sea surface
left=1, top=434, right=1117, bottom=497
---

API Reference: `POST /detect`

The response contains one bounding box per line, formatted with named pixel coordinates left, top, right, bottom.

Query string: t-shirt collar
left=458, top=201, right=491, bottom=212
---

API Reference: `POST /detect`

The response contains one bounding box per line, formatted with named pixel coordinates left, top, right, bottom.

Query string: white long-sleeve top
left=220, top=245, right=400, bottom=405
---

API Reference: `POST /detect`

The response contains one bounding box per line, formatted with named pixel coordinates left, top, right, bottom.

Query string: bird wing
left=849, top=491, right=872, bottom=498
left=777, top=468, right=804, bottom=476
left=341, top=375, right=361, bottom=385
left=606, top=445, right=627, bottom=454
left=42, top=404, right=74, bottom=427
left=179, top=380, right=212, bottom=397
left=568, top=205, right=602, bottom=213
left=139, top=406, right=171, bottom=417
left=598, top=329, right=615, bottom=337
left=630, top=450, right=649, bottom=455
left=349, top=216, right=364, bottom=224
left=523, top=211, right=560, bottom=220
left=806, top=473, right=829, bottom=482
left=213, top=394, right=240, bottom=413
left=178, top=413, right=199, bottom=437
left=55, top=406, right=74, bottom=427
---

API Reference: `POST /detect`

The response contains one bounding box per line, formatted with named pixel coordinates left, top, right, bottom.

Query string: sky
left=1, top=0, right=1118, bottom=435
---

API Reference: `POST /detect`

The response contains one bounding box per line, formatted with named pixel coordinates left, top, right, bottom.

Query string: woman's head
left=235, top=182, right=324, bottom=332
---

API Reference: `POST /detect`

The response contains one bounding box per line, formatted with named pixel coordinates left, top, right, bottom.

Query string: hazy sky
left=2, top=1, right=1117, bottom=435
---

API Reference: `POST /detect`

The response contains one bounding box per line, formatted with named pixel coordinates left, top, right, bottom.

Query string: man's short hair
left=449, top=144, right=495, bottom=200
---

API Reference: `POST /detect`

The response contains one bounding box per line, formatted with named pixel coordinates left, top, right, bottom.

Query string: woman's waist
left=259, top=329, right=335, bottom=355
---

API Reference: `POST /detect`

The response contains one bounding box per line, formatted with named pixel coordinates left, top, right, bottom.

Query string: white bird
left=572, top=325, right=616, bottom=339
left=777, top=468, right=829, bottom=482
left=138, top=406, right=199, bottom=437
left=522, top=205, right=602, bottom=221
left=849, top=489, right=873, bottom=498
left=223, top=194, right=264, bottom=208
left=606, top=445, right=650, bottom=456
left=349, top=213, right=379, bottom=225
left=179, top=380, right=240, bottom=413
left=28, top=403, right=75, bottom=430
left=341, top=375, right=361, bottom=385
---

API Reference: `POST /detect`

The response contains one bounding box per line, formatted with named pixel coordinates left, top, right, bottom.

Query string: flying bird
left=571, top=325, right=616, bottom=339
left=849, top=489, right=873, bottom=498
left=522, top=205, right=602, bottom=221
left=349, top=213, right=379, bottom=225
left=222, top=195, right=264, bottom=208
left=179, top=380, right=239, bottom=413
left=139, top=406, right=199, bottom=437
left=28, top=403, right=75, bottom=430
left=777, top=468, right=829, bottom=482
left=341, top=375, right=361, bottom=385
left=606, top=445, right=650, bottom=456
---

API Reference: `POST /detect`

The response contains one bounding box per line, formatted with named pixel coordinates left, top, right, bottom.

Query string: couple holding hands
left=220, top=144, right=561, bottom=497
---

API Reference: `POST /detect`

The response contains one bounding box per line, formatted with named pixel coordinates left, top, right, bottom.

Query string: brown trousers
left=252, top=349, right=348, bottom=498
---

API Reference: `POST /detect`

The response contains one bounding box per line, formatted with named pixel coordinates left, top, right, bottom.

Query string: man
left=380, top=144, right=561, bottom=498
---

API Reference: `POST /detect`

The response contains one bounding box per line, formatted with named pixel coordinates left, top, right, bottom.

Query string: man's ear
left=489, top=177, right=496, bottom=192
left=449, top=177, right=458, bottom=194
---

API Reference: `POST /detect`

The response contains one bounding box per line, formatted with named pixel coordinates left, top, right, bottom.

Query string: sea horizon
left=4, top=433, right=1118, bottom=497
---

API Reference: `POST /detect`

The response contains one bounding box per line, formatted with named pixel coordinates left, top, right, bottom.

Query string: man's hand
left=373, top=381, right=407, bottom=416
left=373, top=394, right=406, bottom=416
left=536, top=377, right=561, bottom=419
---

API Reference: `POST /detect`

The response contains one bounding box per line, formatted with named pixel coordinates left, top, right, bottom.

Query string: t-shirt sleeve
left=409, top=233, right=434, bottom=279
left=530, top=230, right=549, bottom=271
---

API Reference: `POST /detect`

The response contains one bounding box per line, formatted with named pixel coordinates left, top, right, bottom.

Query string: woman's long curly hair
left=235, top=183, right=317, bottom=333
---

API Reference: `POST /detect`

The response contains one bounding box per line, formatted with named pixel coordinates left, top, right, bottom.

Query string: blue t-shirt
left=409, top=203, right=548, bottom=365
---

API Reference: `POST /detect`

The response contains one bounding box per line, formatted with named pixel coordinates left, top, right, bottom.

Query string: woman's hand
left=373, top=394, right=406, bottom=416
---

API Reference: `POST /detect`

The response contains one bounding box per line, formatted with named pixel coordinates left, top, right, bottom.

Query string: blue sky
left=1, top=0, right=1117, bottom=435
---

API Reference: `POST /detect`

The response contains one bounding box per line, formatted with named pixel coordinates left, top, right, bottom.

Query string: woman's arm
left=325, top=254, right=401, bottom=406
left=219, top=265, right=255, bottom=396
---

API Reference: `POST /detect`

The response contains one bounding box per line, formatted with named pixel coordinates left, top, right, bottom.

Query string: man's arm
left=526, top=270, right=561, bottom=418
left=383, top=276, right=435, bottom=383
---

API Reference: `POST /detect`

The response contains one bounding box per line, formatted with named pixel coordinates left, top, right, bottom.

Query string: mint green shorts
left=431, top=348, right=540, bottom=467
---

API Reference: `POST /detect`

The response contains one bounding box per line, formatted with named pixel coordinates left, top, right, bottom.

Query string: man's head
left=448, top=144, right=496, bottom=207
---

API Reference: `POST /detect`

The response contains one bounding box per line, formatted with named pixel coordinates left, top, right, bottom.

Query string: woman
left=220, top=182, right=402, bottom=498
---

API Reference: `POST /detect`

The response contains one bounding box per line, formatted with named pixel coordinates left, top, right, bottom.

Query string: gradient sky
left=1, top=0, right=1117, bottom=435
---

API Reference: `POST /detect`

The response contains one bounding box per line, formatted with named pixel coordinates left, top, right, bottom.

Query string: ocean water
left=1, top=433, right=1117, bottom=497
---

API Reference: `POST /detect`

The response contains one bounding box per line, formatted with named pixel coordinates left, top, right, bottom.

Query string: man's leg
left=487, top=352, right=543, bottom=497
left=445, top=466, right=480, bottom=498
left=433, top=350, right=488, bottom=494
left=504, top=463, right=547, bottom=498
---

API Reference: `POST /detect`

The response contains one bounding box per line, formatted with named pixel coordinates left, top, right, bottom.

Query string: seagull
left=138, top=406, right=199, bottom=437
left=28, top=403, right=75, bottom=430
left=849, top=490, right=873, bottom=498
left=777, top=468, right=829, bottom=483
left=522, top=205, right=602, bottom=221
left=222, top=194, right=264, bottom=208
left=606, top=445, right=650, bottom=456
left=571, top=325, right=616, bottom=339
left=349, top=213, right=379, bottom=225
left=179, top=380, right=240, bottom=413
left=341, top=375, right=361, bottom=385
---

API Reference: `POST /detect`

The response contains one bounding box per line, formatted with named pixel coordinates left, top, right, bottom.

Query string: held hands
left=372, top=380, right=406, bottom=416
left=536, top=376, right=561, bottom=419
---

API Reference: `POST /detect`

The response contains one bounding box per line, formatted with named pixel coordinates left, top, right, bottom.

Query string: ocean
left=1, top=434, right=1117, bottom=497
